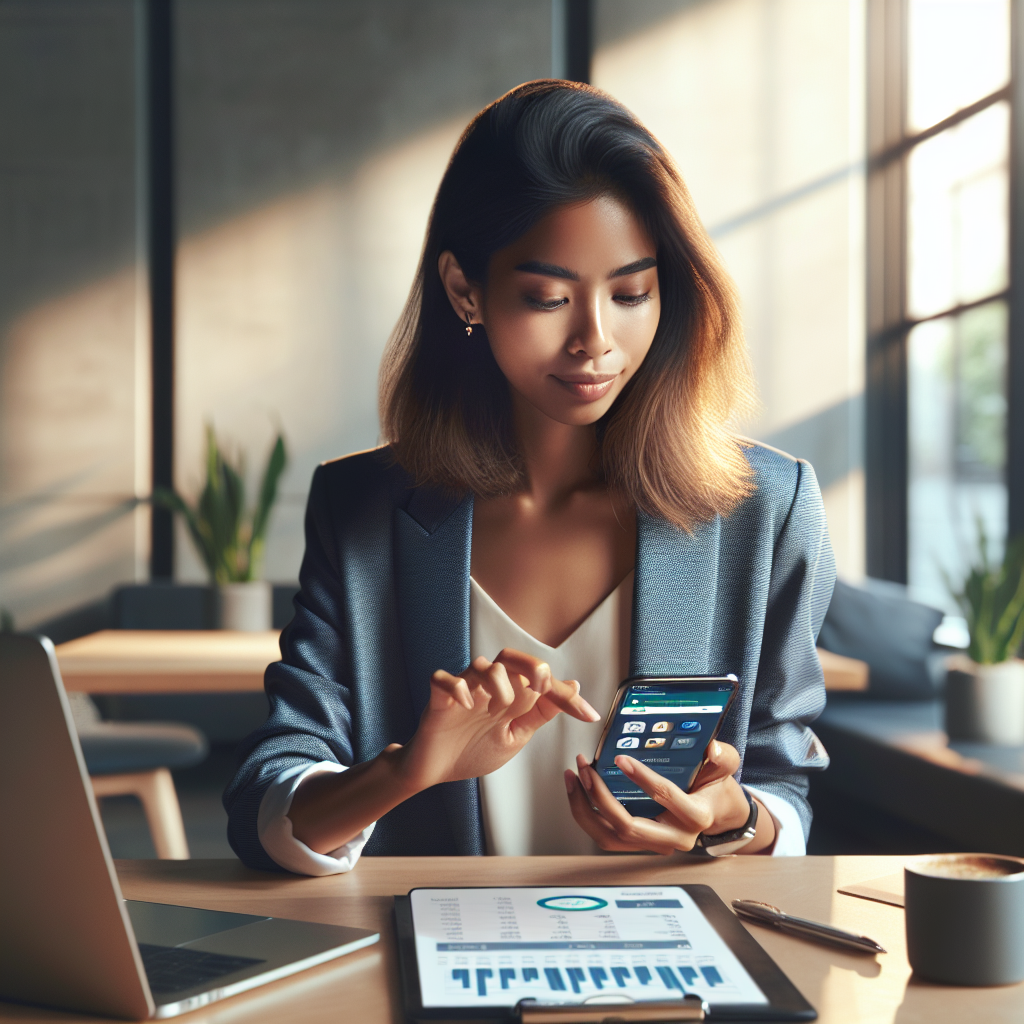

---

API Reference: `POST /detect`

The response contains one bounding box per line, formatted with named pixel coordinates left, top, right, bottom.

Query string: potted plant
left=153, top=426, right=287, bottom=631
left=944, top=523, right=1024, bottom=745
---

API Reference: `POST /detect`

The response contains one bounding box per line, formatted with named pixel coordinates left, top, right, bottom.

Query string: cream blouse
left=472, top=574, right=631, bottom=855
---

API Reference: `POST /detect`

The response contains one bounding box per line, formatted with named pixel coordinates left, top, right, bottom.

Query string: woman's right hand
left=289, top=648, right=598, bottom=854
left=396, top=648, right=600, bottom=792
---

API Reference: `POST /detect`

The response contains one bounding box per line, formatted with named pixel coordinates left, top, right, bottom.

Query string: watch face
left=702, top=833, right=756, bottom=857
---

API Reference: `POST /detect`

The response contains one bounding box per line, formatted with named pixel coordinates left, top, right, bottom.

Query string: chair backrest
left=0, top=634, right=153, bottom=1019
left=113, top=584, right=214, bottom=629
left=112, top=583, right=300, bottom=630
left=818, top=578, right=944, bottom=699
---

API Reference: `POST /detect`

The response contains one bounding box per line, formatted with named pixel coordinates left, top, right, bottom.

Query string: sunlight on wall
left=0, top=264, right=149, bottom=625
left=0, top=113, right=470, bottom=615
left=172, top=114, right=472, bottom=582
left=594, top=0, right=866, bottom=578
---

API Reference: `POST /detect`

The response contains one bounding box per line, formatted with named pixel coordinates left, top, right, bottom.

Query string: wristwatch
left=695, top=788, right=758, bottom=857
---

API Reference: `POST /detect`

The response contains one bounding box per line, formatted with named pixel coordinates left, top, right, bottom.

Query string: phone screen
left=592, top=677, right=737, bottom=819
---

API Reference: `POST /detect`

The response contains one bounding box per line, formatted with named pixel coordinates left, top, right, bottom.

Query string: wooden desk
left=0, top=855, right=1020, bottom=1024
left=55, top=630, right=281, bottom=694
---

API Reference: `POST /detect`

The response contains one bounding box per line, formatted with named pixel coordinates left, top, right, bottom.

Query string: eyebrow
left=610, top=256, right=657, bottom=278
left=514, top=256, right=657, bottom=281
left=514, top=260, right=580, bottom=281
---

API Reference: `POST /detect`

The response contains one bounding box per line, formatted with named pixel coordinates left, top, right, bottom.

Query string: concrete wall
left=594, top=0, right=867, bottom=580
left=1, top=0, right=865, bottom=626
left=0, top=0, right=553, bottom=624
left=0, top=0, right=148, bottom=628
left=172, top=0, right=553, bottom=582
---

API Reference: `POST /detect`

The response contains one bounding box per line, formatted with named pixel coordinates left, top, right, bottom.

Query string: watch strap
left=695, top=787, right=758, bottom=857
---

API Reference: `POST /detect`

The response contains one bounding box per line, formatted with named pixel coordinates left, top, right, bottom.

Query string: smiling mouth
left=553, top=374, right=619, bottom=401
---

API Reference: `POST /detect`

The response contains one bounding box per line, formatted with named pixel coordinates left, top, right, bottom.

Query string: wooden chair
left=67, top=693, right=207, bottom=860
left=90, top=768, right=190, bottom=859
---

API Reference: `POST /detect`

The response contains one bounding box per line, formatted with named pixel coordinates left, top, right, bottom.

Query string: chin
left=546, top=401, right=615, bottom=427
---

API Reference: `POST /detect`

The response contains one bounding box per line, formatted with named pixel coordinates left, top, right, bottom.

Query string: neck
left=511, top=393, right=601, bottom=509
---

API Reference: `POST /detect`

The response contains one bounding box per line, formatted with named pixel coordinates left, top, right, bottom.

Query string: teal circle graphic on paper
left=536, top=895, right=609, bottom=912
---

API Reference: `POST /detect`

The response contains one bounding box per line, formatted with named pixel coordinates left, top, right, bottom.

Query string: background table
left=0, top=855, right=1019, bottom=1024
left=55, top=630, right=281, bottom=693
left=54, top=631, right=865, bottom=695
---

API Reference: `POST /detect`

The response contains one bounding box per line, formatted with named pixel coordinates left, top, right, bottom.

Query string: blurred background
left=2, top=0, right=1021, bottom=859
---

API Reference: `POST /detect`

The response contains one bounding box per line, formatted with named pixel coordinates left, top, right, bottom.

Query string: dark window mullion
left=866, top=0, right=909, bottom=582
left=1009, top=0, right=1024, bottom=537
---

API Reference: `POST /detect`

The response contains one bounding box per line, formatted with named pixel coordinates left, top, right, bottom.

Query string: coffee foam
left=910, top=855, right=1024, bottom=880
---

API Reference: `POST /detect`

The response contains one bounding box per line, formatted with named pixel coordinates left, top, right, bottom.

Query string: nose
left=566, top=293, right=612, bottom=359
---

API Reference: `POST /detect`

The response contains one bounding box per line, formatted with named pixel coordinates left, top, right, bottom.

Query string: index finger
left=541, top=677, right=601, bottom=723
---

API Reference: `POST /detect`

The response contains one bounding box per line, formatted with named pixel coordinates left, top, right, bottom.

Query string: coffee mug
left=905, top=854, right=1024, bottom=986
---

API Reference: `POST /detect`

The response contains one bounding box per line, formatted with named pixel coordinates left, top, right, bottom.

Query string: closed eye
left=614, top=292, right=651, bottom=306
left=525, top=296, right=569, bottom=311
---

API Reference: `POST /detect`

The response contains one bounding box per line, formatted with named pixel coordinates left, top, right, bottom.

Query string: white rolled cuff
left=743, top=785, right=806, bottom=856
left=257, top=761, right=375, bottom=876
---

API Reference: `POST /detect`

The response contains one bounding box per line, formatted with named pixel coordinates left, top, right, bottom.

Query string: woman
left=225, top=81, right=833, bottom=873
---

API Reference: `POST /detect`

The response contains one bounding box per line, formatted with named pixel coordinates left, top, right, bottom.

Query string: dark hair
left=380, top=80, right=754, bottom=531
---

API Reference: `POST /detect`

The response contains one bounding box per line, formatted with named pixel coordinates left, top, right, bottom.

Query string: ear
left=438, top=251, right=485, bottom=326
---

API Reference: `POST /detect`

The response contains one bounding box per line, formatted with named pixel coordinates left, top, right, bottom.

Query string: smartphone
left=591, top=675, right=739, bottom=819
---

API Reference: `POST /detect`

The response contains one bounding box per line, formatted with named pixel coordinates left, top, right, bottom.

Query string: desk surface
left=55, top=630, right=281, bottom=693
left=0, top=856, right=1020, bottom=1024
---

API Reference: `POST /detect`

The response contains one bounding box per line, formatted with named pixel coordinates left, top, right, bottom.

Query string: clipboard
left=395, top=884, right=817, bottom=1023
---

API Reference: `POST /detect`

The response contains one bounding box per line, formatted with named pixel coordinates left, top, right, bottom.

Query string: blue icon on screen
left=677, top=721, right=701, bottom=732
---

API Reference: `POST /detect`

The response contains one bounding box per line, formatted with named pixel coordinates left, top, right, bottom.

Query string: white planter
left=217, top=580, right=272, bottom=632
left=945, top=658, right=1024, bottom=746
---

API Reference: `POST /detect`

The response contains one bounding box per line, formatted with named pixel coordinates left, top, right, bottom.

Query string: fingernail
left=618, top=756, right=636, bottom=776
left=563, top=770, right=575, bottom=795
left=712, top=741, right=721, bottom=758
left=580, top=698, right=601, bottom=721
left=532, top=664, right=549, bottom=691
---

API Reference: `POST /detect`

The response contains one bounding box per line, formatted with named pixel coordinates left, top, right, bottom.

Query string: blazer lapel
left=394, top=486, right=473, bottom=720
left=631, top=510, right=721, bottom=677
left=393, top=485, right=483, bottom=855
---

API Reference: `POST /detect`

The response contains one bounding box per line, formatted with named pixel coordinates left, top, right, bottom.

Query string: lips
left=553, top=374, right=618, bottom=402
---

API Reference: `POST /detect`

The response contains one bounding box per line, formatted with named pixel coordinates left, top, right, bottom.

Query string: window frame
left=866, top=0, right=1024, bottom=582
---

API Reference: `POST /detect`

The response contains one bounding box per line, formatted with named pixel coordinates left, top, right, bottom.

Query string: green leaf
left=248, top=434, right=287, bottom=579
left=151, top=424, right=286, bottom=585
left=947, top=524, right=1024, bottom=664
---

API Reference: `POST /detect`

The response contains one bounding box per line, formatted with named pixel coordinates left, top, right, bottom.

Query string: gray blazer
left=224, top=442, right=834, bottom=870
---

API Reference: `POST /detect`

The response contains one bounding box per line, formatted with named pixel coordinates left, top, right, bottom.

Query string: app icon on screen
left=616, top=736, right=640, bottom=749
left=671, top=736, right=696, bottom=749
left=652, top=721, right=672, bottom=733
left=677, top=721, right=701, bottom=733
left=644, top=737, right=666, bottom=748
left=621, top=721, right=645, bottom=734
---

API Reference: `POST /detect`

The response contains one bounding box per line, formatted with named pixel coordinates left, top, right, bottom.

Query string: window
left=867, top=0, right=1013, bottom=609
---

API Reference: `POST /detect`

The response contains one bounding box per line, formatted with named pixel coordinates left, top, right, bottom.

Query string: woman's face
left=480, top=195, right=661, bottom=428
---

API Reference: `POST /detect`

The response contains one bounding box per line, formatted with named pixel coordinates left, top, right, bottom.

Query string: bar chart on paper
left=409, top=886, right=768, bottom=1009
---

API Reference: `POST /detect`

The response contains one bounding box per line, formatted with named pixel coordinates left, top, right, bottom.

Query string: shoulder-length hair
left=379, top=80, right=755, bottom=532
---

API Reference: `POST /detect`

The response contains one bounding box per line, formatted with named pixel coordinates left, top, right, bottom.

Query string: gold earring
left=465, top=312, right=474, bottom=336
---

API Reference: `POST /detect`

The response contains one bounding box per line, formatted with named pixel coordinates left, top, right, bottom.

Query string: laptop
left=0, top=633, right=379, bottom=1019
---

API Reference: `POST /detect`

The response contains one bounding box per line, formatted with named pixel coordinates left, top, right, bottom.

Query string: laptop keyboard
left=138, top=943, right=266, bottom=995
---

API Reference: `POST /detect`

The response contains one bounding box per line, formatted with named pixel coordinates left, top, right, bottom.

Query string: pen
left=731, top=900, right=887, bottom=954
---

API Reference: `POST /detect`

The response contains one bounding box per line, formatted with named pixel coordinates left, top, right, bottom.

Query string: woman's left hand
left=564, top=742, right=776, bottom=855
